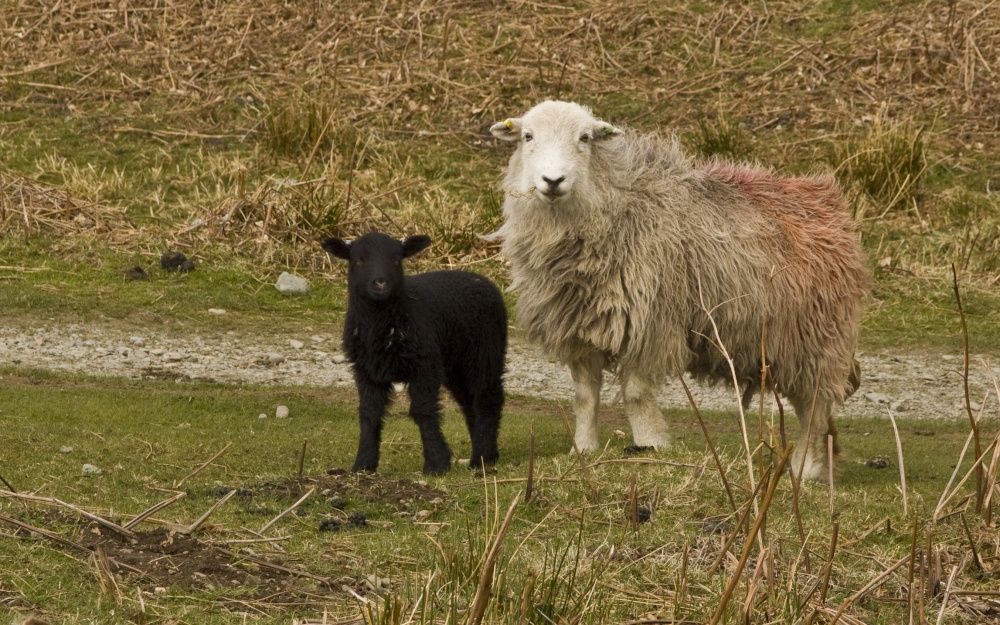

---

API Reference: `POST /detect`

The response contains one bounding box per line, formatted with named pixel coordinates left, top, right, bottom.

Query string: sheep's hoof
left=623, top=445, right=655, bottom=456
left=422, top=463, right=451, bottom=476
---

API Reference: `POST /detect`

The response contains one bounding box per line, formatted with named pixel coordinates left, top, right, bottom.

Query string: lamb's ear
left=592, top=121, right=621, bottom=141
left=401, top=235, right=432, bottom=258
left=490, top=117, right=522, bottom=142
left=321, top=237, right=351, bottom=260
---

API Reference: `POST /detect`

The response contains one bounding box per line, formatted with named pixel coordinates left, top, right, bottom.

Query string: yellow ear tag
left=504, top=119, right=515, bottom=131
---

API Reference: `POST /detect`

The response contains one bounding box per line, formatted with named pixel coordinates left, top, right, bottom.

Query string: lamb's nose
left=542, top=175, right=565, bottom=191
left=373, top=279, right=387, bottom=290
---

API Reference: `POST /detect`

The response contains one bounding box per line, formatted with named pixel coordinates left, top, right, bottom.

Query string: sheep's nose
left=373, top=279, right=387, bottom=290
left=541, top=175, right=565, bottom=191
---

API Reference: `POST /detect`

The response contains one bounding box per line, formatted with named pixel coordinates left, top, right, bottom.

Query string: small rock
left=153, top=586, right=168, bottom=596
left=332, top=353, right=346, bottom=364
left=164, top=352, right=183, bottom=362
left=266, top=353, right=285, bottom=365
left=866, top=455, right=890, bottom=469
left=890, top=399, right=907, bottom=413
left=130, top=336, right=145, bottom=346
left=258, top=413, right=267, bottom=419
left=864, top=393, right=890, bottom=404
left=275, top=272, right=309, bottom=295
left=365, top=575, right=390, bottom=593
left=413, top=509, right=432, bottom=522
left=940, top=354, right=955, bottom=361
left=82, top=464, right=102, bottom=475
left=276, top=405, right=289, bottom=418
left=208, top=308, right=226, bottom=315
left=289, top=339, right=304, bottom=350
left=161, top=251, right=188, bottom=271
left=59, top=446, right=73, bottom=454
left=120, top=266, right=148, bottom=280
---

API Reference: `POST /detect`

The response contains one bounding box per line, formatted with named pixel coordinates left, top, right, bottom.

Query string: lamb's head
left=491, top=101, right=620, bottom=205
left=321, top=232, right=432, bottom=301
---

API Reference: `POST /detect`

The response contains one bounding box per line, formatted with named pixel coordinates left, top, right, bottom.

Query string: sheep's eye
left=353, top=259, right=364, bottom=267
left=523, top=132, right=533, bottom=142
left=580, top=133, right=590, bottom=143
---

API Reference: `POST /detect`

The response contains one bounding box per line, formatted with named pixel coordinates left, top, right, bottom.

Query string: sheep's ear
left=490, top=117, right=522, bottom=142
left=321, top=237, right=351, bottom=260
left=592, top=121, right=621, bottom=141
left=401, top=235, right=432, bottom=258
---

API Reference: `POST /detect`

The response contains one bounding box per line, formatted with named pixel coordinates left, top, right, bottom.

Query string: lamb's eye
left=353, top=259, right=364, bottom=267
left=523, top=132, right=533, bottom=142
left=580, top=133, right=590, bottom=143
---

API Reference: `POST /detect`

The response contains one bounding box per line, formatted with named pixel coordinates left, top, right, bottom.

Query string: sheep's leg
left=569, top=351, right=605, bottom=452
left=353, top=379, right=392, bottom=473
left=622, top=374, right=670, bottom=450
left=408, top=377, right=453, bottom=475
left=789, top=394, right=838, bottom=482
left=469, top=380, right=504, bottom=469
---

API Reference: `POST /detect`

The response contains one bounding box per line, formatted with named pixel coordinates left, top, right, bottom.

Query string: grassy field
left=1, top=366, right=995, bottom=624
left=3, top=0, right=1000, bottom=623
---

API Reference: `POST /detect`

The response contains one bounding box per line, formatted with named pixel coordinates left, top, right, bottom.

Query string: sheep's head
left=491, top=101, right=620, bottom=205
left=321, top=232, right=431, bottom=301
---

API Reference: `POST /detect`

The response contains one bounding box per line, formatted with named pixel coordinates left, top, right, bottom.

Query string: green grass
left=1, top=368, right=994, bottom=624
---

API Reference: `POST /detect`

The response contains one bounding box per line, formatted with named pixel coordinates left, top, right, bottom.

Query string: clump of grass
left=264, top=97, right=336, bottom=160
left=691, top=111, right=753, bottom=160
left=836, top=108, right=927, bottom=219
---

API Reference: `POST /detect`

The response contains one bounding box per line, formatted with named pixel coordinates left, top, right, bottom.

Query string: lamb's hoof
left=623, top=445, right=655, bottom=456
left=422, top=463, right=451, bottom=476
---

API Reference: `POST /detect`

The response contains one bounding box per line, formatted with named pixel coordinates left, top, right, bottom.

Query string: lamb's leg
left=569, top=351, right=605, bottom=452
left=470, top=379, right=504, bottom=469
left=789, top=394, right=838, bottom=482
left=353, top=379, right=392, bottom=473
left=622, top=373, right=670, bottom=450
left=408, top=377, right=452, bottom=475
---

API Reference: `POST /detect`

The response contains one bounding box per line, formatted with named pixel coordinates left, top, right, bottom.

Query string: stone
left=276, top=405, right=289, bottom=418
left=275, top=272, right=309, bottom=295
left=289, top=339, right=304, bottom=350
left=864, top=393, right=890, bottom=404
left=332, top=353, right=346, bottom=364
left=208, top=308, right=226, bottom=315
left=82, top=464, right=102, bottom=475
left=59, top=446, right=73, bottom=454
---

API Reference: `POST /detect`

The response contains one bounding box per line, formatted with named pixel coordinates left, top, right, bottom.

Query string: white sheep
left=489, top=100, right=870, bottom=481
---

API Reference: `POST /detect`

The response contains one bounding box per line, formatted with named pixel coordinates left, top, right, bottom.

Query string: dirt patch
left=79, top=525, right=310, bottom=597
left=250, top=469, right=449, bottom=514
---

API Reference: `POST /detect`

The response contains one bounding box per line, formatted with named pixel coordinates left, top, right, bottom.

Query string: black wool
left=322, top=232, right=507, bottom=475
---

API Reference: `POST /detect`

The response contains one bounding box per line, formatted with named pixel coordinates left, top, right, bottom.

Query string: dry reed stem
left=709, top=444, right=792, bottom=625
left=173, top=441, right=233, bottom=489
left=124, top=491, right=187, bottom=530
left=259, top=486, right=316, bottom=534
left=186, top=488, right=237, bottom=534
left=0, top=489, right=135, bottom=539
left=829, top=554, right=913, bottom=625
left=888, top=408, right=909, bottom=517
left=465, top=490, right=522, bottom=625
left=935, top=560, right=963, bottom=625
left=556, top=403, right=600, bottom=501
left=952, top=264, right=984, bottom=513
left=671, top=352, right=738, bottom=514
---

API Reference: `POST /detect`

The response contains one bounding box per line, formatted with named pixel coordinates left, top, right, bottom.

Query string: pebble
left=59, top=446, right=73, bottom=454
left=258, top=413, right=267, bottom=419
left=82, top=464, right=102, bottom=475
left=208, top=308, right=226, bottom=315
left=275, top=272, right=309, bottom=295
left=289, top=339, right=304, bottom=350
left=266, top=353, right=285, bottom=365
left=414, top=510, right=432, bottom=522
left=130, top=336, right=145, bottom=346
left=864, top=393, right=890, bottom=404
left=276, top=405, right=289, bottom=418
left=332, top=353, right=346, bottom=364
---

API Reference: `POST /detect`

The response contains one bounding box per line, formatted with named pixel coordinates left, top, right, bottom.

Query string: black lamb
left=321, top=232, right=507, bottom=475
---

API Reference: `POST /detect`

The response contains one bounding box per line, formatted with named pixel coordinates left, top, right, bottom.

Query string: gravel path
left=2, top=321, right=998, bottom=421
